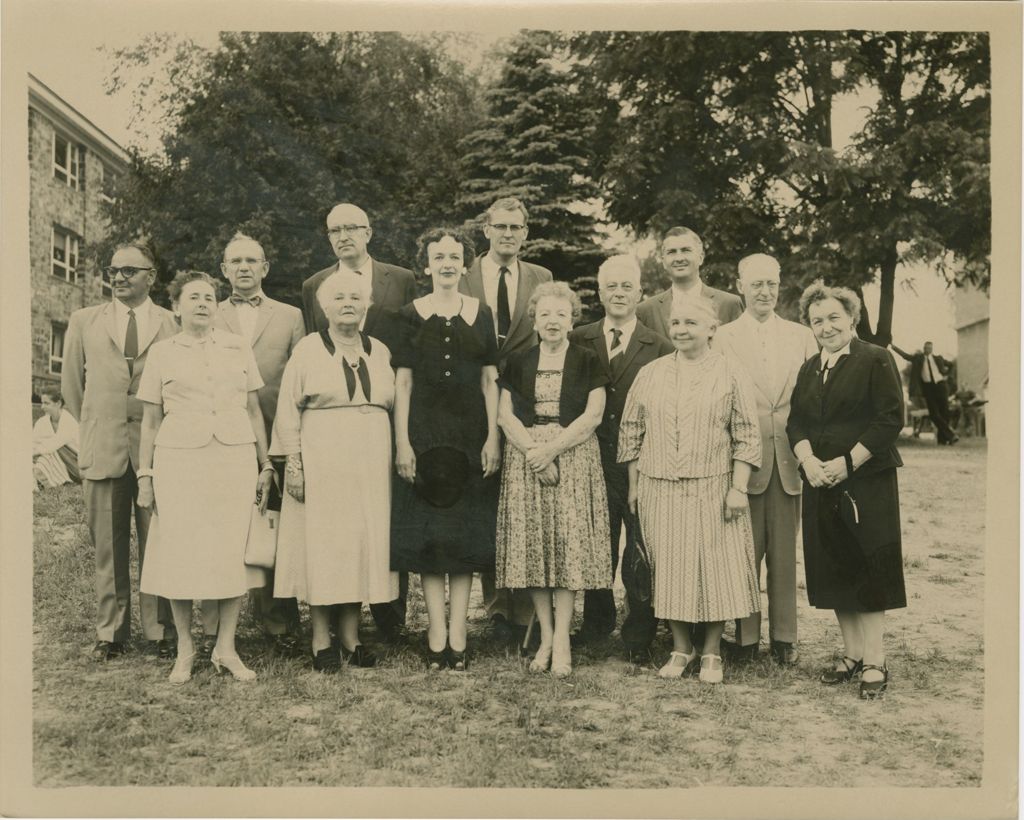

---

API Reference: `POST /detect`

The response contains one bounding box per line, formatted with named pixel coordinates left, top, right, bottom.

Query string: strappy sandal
left=698, top=653, right=724, bottom=684
left=859, top=664, right=889, bottom=699
left=820, top=655, right=863, bottom=685
left=658, top=648, right=699, bottom=679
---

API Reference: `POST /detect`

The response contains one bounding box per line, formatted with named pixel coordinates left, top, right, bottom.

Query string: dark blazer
left=460, top=256, right=553, bottom=371
left=498, top=343, right=608, bottom=428
left=636, top=282, right=743, bottom=339
left=787, top=338, right=904, bottom=476
left=568, top=319, right=674, bottom=464
left=301, top=259, right=417, bottom=340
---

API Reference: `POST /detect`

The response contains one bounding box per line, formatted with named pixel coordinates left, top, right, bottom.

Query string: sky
left=27, top=28, right=962, bottom=356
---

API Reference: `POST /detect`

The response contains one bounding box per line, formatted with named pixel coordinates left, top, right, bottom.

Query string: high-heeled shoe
left=446, top=645, right=469, bottom=672
left=859, top=664, right=889, bottom=700
left=529, top=644, right=552, bottom=673
left=698, top=653, right=724, bottom=684
left=168, top=651, right=196, bottom=686
left=658, top=648, right=699, bottom=679
left=341, top=644, right=377, bottom=668
left=820, top=655, right=863, bottom=685
left=425, top=644, right=447, bottom=671
left=210, top=649, right=257, bottom=681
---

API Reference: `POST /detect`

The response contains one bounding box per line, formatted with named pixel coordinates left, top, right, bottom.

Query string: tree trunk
left=873, top=246, right=898, bottom=348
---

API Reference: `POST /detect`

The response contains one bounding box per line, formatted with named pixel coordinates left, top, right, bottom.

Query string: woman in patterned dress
left=618, top=297, right=761, bottom=684
left=392, top=227, right=502, bottom=671
left=271, top=269, right=399, bottom=673
left=496, top=281, right=611, bottom=678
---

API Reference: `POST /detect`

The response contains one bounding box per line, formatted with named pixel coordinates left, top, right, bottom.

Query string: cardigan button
left=444, top=354, right=451, bottom=360
left=444, top=371, right=451, bottom=377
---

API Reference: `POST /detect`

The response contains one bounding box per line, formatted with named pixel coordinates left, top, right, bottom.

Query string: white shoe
left=658, top=649, right=699, bottom=679
left=699, top=653, right=724, bottom=684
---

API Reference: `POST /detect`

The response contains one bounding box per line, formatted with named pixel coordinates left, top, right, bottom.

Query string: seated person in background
left=33, top=388, right=80, bottom=489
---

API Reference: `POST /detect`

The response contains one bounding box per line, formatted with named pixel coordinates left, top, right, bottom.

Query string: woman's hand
left=724, top=487, right=749, bottom=522
left=481, top=434, right=502, bottom=478
left=285, top=457, right=304, bottom=502
left=801, top=456, right=832, bottom=488
left=256, top=468, right=274, bottom=513
left=627, top=481, right=638, bottom=515
left=525, top=443, right=556, bottom=473
left=396, top=441, right=417, bottom=484
left=821, top=457, right=849, bottom=486
left=537, top=460, right=559, bottom=487
left=137, top=476, right=155, bottom=511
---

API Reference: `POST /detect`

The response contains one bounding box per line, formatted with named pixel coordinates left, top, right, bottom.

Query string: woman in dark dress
left=392, top=227, right=502, bottom=671
left=787, top=281, right=906, bottom=699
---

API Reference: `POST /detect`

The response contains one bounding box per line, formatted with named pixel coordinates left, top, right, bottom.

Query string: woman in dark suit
left=787, top=281, right=906, bottom=699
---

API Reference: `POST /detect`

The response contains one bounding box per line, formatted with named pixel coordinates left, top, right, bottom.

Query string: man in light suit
left=636, top=226, right=743, bottom=336
left=61, top=240, right=178, bottom=661
left=460, top=196, right=553, bottom=639
left=199, top=232, right=306, bottom=655
left=714, top=254, right=818, bottom=664
left=568, top=255, right=674, bottom=658
left=301, top=202, right=418, bottom=349
left=301, top=202, right=415, bottom=642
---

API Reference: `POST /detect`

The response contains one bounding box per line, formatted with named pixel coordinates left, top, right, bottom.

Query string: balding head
left=736, top=253, right=781, bottom=321
left=326, top=203, right=373, bottom=268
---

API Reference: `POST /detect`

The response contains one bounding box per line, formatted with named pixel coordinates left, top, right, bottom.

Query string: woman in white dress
left=272, top=269, right=399, bottom=673
left=137, top=271, right=275, bottom=685
left=32, top=388, right=80, bottom=488
left=619, top=297, right=762, bottom=684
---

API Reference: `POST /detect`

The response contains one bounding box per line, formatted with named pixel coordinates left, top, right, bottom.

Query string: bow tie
left=230, top=294, right=262, bottom=307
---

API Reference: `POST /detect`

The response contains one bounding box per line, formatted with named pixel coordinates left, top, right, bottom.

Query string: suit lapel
left=251, top=299, right=274, bottom=345
left=657, top=291, right=672, bottom=338
left=371, top=260, right=390, bottom=307
left=136, top=302, right=163, bottom=355
left=737, top=318, right=775, bottom=403
left=461, top=259, right=486, bottom=302
left=217, top=301, right=243, bottom=335
left=612, top=326, right=647, bottom=381
left=504, top=261, right=533, bottom=346
left=583, top=321, right=610, bottom=371
left=103, top=302, right=121, bottom=352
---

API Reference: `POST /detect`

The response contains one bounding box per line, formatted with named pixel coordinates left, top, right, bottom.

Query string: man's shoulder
left=570, top=318, right=603, bottom=341
left=68, top=302, right=108, bottom=325
left=520, top=260, right=553, bottom=281
left=373, top=259, right=414, bottom=278
left=704, top=283, right=742, bottom=304
left=303, top=263, right=338, bottom=291
left=262, top=296, right=303, bottom=317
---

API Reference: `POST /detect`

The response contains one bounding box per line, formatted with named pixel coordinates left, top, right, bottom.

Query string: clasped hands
left=803, top=455, right=849, bottom=488
left=525, top=442, right=559, bottom=487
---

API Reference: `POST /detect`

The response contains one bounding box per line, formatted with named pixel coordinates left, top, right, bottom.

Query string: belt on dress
left=533, top=415, right=561, bottom=425
left=332, top=404, right=387, bottom=414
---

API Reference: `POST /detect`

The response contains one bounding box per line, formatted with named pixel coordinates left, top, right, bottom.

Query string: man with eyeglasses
left=301, top=202, right=416, bottom=643
left=460, top=196, right=553, bottom=643
left=196, top=231, right=306, bottom=657
left=568, top=255, right=674, bottom=659
left=714, top=253, right=818, bottom=665
left=61, top=239, right=179, bottom=662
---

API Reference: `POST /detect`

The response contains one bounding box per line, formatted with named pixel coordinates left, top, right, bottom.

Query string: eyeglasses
left=104, top=266, right=154, bottom=280
left=488, top=223, right=526, bottom=234
left=225, top=257, right=266, bottom=267
left=327, top=225, right=369, bottom=237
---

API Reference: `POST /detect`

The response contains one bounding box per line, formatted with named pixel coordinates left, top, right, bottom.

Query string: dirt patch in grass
left=32, top=437, right=986, bottom=787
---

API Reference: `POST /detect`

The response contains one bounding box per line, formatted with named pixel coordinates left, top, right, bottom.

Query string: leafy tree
left=99, top=32, right=483, bottom=306
left=572, top=31, right=990, bottom=344
left=457, top=31, right=606, bottom=289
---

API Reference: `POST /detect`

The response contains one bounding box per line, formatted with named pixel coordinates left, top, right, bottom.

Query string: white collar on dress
left=413, top=294, right=480, bottom=325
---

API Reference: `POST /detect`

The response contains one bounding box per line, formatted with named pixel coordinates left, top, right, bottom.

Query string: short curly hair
left=167, top=270, right=222, bottom=303
left=527, top=280, right=582, bottom=322
left=415, top=227, right=476, bottom=274
left=798, top=280, right=861, bottom=327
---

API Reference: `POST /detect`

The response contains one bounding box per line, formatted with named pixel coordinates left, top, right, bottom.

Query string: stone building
left=29, top=73, right=128, bottom=398
left=952, top=281, right=990, bottom=396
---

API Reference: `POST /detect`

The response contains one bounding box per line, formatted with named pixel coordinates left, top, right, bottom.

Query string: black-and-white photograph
left=2, top=1, right=1019, bottom=816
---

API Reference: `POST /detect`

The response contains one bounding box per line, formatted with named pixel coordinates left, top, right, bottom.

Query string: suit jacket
left=715, top=313, right=819, bottom=495
left=213, top=295, right=304, bottom=437
left=460, top=256, right=553, bottom=371
left=301, top=259, right=417, bottom=341
left=61, top=300, right=178, bottom=480
left=787, top=337, right=904, bottom=477
left=568, top=319, right=674, bottom=465
left=636, top=282, right=743, bottom=340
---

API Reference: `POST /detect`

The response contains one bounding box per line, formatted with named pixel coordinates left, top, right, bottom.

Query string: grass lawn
left=32, top=435, right=986, bottom=788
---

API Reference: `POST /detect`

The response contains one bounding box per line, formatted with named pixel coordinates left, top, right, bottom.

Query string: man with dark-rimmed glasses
left=62, top=240, right=179, bottom=661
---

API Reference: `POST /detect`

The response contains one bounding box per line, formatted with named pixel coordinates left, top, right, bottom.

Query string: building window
left=53, top=132, right=81, bottom=189
left=49, top=323, right=67, bottom=375
left=100, top=265, right=113, bottom=296
left=100, top=164, right=119, bottom=203
left=51, top=227, right=79, bottom=283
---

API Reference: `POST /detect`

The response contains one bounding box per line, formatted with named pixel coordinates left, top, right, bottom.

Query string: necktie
left=124, top=308, right=139, bottom=376
left=497, top=266, right=511, bottom=341
left=342, top=357, right=371, bottom=402
left=925, top=356, right=935, bottom=383
left=610, top=327, right=623, bottom=354
left=230, top=294, right=262, bottom=307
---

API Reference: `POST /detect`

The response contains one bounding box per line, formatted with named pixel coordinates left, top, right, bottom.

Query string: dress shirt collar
left=113, top=296, right=152, bottom=321
left=172, top=328, right=225, bottom=348
left=603, top=315, right=637, bottom=341
left=231, top=289, right=266, bottom=303
left=820, top=341, right=852, bottom=369
left=481, top=254, right=519, bottom=280
left=339, top=257, right=374, bottom=277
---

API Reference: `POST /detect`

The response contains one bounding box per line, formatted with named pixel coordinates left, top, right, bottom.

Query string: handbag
left=244, top=505, right=278, bottom=569
left=621, top=510, right=653, bottom=605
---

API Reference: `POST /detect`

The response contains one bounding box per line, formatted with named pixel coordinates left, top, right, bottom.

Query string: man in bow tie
left=714, top=254, right=818, bottom=664
left=201, top=231, right=306, bottom=655
left=61, top=239, right=178, bottom=661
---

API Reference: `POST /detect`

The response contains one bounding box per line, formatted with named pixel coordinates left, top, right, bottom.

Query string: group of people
left=58, top=195, right=907, bottom=699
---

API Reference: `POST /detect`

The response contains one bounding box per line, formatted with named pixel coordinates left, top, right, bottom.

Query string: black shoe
left=820, top=655, right=863, bottom=685
left=312, top=648, right=341, bottom=674
left=90, top=640, right=125, bottom=661
left=154, top=638, right=176, bottom=660
left=721, top=639, right=759, bottom=663
left=425, top=645, right=447, bottom=671
left=446, top=645, right=469, bottom=672
left=341, top=644, right=377, bottom=668
left=859, top=664, right=889, bottom=699
left=624, top=645, right=654, bottom=665
left=769, top=640, right=799, bottom=665
left=198, top=635, right=217, bottom=660
left=269, top=633, right=305, bottom=658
